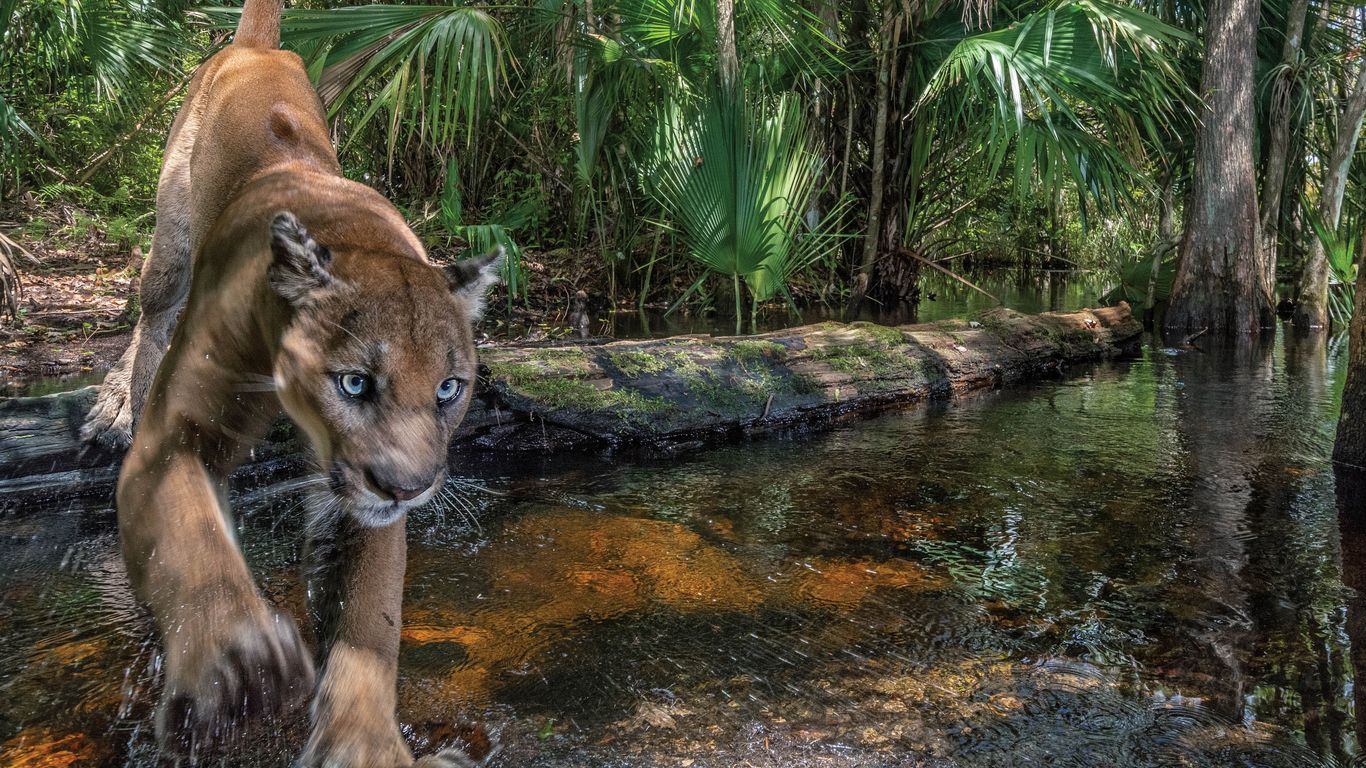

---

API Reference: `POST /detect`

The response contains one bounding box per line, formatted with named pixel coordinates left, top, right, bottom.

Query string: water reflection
left=0, top=326, right=1361, bottom=767
left=599, top=269, right=1112, bottom=339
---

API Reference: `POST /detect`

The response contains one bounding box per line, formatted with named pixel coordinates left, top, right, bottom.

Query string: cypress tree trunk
left=1334, top=253, right=1366, bottom=467
left=1296, top=62, right=1366, bottom=329
left=1163, top=0, right=1272, bottom=335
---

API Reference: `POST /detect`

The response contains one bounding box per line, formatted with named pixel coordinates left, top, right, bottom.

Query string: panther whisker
left=233, top=373, right=279, bottom=393
left=445, top=477, right=503, bottom=497
left=432, top=484, right=482, bottom=533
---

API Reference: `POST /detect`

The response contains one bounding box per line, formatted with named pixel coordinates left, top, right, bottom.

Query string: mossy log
left=0, top=304, right=1141, bottom=497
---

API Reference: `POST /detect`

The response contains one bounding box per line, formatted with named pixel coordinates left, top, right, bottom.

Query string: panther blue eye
left=338, top=373, right=370, bottom=398
left=436, top=378, right=462, bottom=403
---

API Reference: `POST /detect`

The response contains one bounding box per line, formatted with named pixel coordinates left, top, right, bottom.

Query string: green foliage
left=1306, top=199, right=1358, bottom=324
left=434, top=160, right=528, bottom=303
left=1, top=0, right=189, bottom=192
left=920, top=1, right=1192, bottom=222
left=1102, top=245, right=1177, bottom=308
left=3, top=0, right=1201, bottom=325
left=646, top=88, right=850, bottom=328
left=203, top=3, right=509, bottom=155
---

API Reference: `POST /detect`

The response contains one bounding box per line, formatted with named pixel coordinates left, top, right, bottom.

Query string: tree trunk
left=1336, top=467, right=1366, bottom=751
left=1163, top=0, right=1272, bottom=336
left=715, top=0, right=739, bottom=94
left=1258, top=0, right=1310, bottom=279
left=1335, top=251, right=1366, bottom=467
left=1, top=306, right=1142, bottom=496
left=848, top=2, right=894, bottom=314
left=1296, top=61, right=1366, bottom=329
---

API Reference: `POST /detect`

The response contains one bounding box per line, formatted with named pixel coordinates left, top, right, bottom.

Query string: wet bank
left=0, top=327, right=1360, bottom=766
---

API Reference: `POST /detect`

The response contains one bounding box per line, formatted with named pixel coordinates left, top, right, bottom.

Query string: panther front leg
left=301, top=512, right=478, bottom=768
left=118, top=446, right=315, bottom=749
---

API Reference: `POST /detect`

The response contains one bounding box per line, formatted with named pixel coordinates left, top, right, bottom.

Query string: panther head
left=265, top=211, right=502, bottom=527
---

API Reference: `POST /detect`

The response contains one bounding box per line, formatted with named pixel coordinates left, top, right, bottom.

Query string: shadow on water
left=4, top=323, right=1366, bottom=766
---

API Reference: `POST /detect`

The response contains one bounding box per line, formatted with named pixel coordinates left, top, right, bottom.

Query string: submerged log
left=0, top=304, right=1141, bottom=496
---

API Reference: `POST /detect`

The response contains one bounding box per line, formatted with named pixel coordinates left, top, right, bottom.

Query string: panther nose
left=386, top=484, right=426, bottom=502
left=364, top=469, right=429, bottom=502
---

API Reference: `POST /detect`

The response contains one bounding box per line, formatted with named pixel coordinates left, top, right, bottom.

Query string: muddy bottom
left=0, top=329, right=1356, bottom=767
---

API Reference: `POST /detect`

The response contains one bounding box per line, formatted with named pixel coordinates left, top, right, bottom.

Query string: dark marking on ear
left=443, top=246, right=505, bottom=322
left=269, top=211, right=333, bottom=306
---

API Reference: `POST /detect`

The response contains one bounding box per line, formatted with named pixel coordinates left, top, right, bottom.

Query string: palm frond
left=918, top=1, right=1191, bottom=216
left=8, top=0, right=184, bottom=104
left=203, top=4, right=510, bottom=152
left=646, top=89, right=845, bottom=312
left=81, top=5, right=185, bottom=102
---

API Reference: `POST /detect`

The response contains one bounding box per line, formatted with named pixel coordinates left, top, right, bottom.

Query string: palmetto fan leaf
left=4, top=0, right=183, bottom=102
left=81, top=4, right=185, bottom=102
left=572, top=31, right=678, bottom=184
left=647, top=90, right=841, bottom=312
left=1, top=0, right=184, bottom=178
left=299, top=5, right=506, bottom=150
left=206, top=4, right=508, bottom=152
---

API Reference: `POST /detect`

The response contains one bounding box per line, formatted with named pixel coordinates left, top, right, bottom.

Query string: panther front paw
left=156, top=610, right=315, bottom=752
left=301, top=731, right=481, bottom=768
left=299, top=717, right=414, bottom=768
left=81, top=371, right=135, bottom=449
left=412, top=749, right=481, bottom=768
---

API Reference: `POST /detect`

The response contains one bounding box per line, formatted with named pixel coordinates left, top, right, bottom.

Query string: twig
left=493, top=122, right=573, bottom=194
left=897, top=247, right=1001, bottom=304
left=76, top=75, right=192, bottom=184
left=0, top=230, right=39, bottom=265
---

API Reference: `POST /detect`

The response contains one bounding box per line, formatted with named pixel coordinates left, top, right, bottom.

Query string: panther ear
left=269, top=211, right=334, bottom=306
left=443, top=246, right=505, bottom=321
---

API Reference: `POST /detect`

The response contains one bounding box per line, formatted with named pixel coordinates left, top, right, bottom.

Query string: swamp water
left=2, top=296, right=1363, bottom=766
left=577, top=270, right=1107, bottom=341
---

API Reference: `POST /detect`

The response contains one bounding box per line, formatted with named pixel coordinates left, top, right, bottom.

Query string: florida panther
left=91, top=1, right=500, bottom=764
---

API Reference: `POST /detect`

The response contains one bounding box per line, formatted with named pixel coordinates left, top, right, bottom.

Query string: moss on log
left=469, top=303, right=1139, bottom=450
left=0, top=304, right=1140, bottom=496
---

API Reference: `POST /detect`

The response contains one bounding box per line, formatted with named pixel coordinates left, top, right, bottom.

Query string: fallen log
left=0, top=304, right=1141, bottom=498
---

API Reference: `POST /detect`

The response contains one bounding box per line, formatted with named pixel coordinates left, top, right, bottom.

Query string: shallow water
left=1, top=322, right=1361, bottom=766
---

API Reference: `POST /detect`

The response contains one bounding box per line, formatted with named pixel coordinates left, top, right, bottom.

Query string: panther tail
left=234, top=0, right=283, bottom=49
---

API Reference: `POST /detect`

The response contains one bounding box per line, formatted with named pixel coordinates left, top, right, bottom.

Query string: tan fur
left=101, top=2, right=497, bottom=765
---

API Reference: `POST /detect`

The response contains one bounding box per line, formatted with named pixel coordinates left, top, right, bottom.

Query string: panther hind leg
left=82, top=126, right=194, bottom=448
